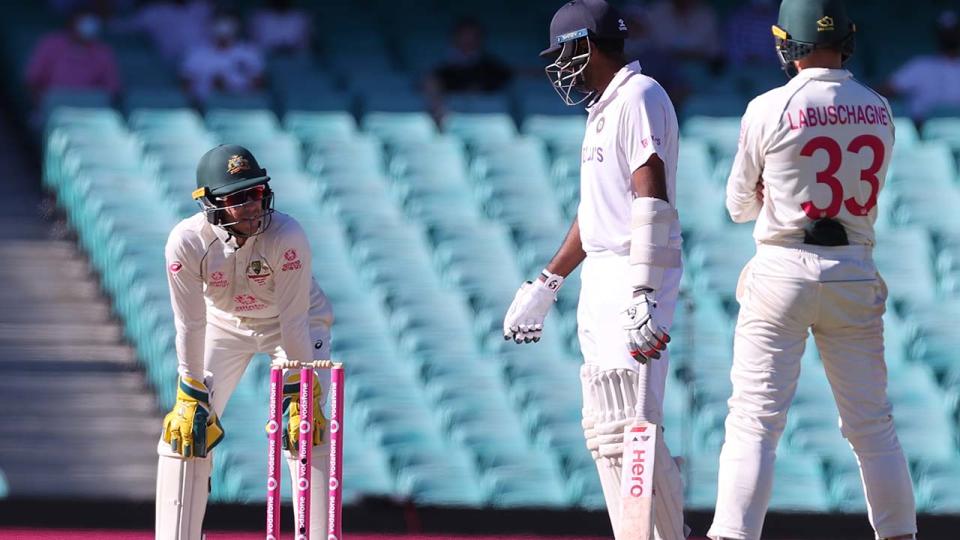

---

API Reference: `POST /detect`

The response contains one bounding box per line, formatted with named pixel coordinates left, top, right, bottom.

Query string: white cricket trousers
left=156, top=310, right=332, bottom=540
left=578, top=253, right=687, bottom=540
left=708, top=245, right=916, bottom=540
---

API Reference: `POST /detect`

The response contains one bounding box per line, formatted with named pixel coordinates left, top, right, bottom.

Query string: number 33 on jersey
left=726, top=68, right=894, bottom=248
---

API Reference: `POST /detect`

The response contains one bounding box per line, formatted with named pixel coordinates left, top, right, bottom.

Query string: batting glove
left=161, top=375, right=225, bottom=458
left=281, top=370, right=326, bottom=451
left=621, top=288, right=671, bottom=364
left=503, top=270, right=564, bottom=344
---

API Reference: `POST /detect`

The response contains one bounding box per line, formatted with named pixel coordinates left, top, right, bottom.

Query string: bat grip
left=634, top=359, right=653, bottom=423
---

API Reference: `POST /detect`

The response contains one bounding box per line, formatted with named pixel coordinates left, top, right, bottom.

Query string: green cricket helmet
left=192, top=144, right=274, bottom=237
left=772, top=0, right=856, bottom=78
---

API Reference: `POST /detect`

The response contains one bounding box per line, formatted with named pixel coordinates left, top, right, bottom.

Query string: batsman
left=155, top=144, right=334, bottom=539
left=504, top=1, right=687, bottom=538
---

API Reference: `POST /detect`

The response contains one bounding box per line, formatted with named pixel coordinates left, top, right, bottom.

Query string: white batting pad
left=155, top=453, right=212, bottom=540
left=285, top=443, right=330, bottom=540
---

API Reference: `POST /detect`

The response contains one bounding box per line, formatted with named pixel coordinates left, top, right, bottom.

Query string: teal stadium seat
left=682, top=116, right=742, bottom=160
left=283, top=111, right=357, bottom=142
left=873, top=227, right=938, bottom=305
left=363, top=111, right=438, bottom=144
left=445, top=112, right=518, bottom=146
left=922, top=117, right=960, bottom=151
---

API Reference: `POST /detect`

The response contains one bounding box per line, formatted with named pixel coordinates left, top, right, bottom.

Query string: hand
left=161, top=376, right=224, bottom=458
left=503, top=272, right=564, bottom=344
left=621, top=289, right=670, bottom=364
left=281, top=370, right=326, bottom=451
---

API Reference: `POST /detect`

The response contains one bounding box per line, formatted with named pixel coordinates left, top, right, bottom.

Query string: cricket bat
left=618, top=363, right=657, bottom=540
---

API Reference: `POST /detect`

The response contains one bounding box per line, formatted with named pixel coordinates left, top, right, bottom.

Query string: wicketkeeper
left=155, top=144, right=334, bottom=539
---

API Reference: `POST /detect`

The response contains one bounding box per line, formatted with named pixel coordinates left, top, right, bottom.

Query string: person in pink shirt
left=24, top=7, right=121, bottom=104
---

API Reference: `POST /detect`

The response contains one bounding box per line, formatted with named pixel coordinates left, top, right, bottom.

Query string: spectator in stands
left=115, top=0, right=213, bottom=62
left=249, top=0, right=312, bottom=55
left=430, top=17, right=513, bottom=94
left=885, top=10, right=960, bottom=123
left=641, top=0, right=722, bottom=71
left=25, top=6, right=121, bottom=104
left=725, top=0, right=778, bottom=67
left=180, top=11, right=265, bottom=104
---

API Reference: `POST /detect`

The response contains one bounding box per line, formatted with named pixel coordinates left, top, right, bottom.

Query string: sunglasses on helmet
left=216, top=184, right=267, bottom=207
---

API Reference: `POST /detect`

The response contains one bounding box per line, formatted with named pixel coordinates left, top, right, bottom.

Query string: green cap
left=193, top=144, right=269, bottom=200
left=774, top=0, right=854, bottom=45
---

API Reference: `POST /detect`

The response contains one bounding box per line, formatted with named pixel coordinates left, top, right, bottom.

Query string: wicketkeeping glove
left=161, top=375, right=224, bottom=458
left=621, top=288, right=671, bottom=364
left=282, top=370, right=326, bottom=451
left=503, top=270, right=564, bottom=343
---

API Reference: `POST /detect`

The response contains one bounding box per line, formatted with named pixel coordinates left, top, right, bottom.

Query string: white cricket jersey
left=579, top=61, right=681, bottom=255
left=727, top=68, right=894, bottom=248
left=165, top=211, right=332, bottom=379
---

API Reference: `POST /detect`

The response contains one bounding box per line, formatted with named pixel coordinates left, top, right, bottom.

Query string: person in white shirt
left=249, top=0, right=312, bottom=55
left=503, top=1, right=686, bottom=538
left=115, top=0, right=213, bottom=62
left=181, top=11, right=264, bottom=103
left=885, top=9, right=960, bottom=123
left=155, top=144, right=333, bottom=540
left=707, top=1, right=916, bottom=539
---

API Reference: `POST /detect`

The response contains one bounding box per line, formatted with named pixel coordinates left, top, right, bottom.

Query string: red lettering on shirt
left=787, top=104, right=890, bottom=130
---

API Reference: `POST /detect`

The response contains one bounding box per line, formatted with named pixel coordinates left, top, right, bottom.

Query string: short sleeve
left=619, top=85, right=670, bottom=174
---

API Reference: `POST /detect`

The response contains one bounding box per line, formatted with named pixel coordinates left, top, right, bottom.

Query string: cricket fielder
left=707, top=1, right=917, bottom=539
left=503, top=1, right=686, bottom=538
left=155, top=144, right=334, bottom=539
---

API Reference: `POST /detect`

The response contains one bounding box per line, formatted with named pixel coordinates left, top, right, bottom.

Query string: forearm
left=544, top=217, right=586, bottom=278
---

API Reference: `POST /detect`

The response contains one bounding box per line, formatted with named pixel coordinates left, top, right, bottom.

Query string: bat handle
left=634, top=357, right=653, bottom=422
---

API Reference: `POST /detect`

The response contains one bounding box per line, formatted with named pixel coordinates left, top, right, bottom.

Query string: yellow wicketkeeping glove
left=161, top=375, right=225, bottom=458
left=282, top=370, right=326, bottom=451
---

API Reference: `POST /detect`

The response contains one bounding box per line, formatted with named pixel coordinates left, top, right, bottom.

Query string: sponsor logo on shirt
left=233, top=294, right=266, bottom=312
left=284, top=248, right=297, bottom=261
left=246, top=259, right=272, bottom=285
left=209, top=271, right=228, bottom=288
left=582, top=145, right=604, bottom=163
left=169, top=261, right=183, bottom=273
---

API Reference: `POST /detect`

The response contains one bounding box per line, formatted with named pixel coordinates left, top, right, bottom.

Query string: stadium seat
left=205, top=108, right=281, bottom=138
left=122, top=88, right=191, bottom=111
left=922, top=117, right=960, bottom=150
left=444, top=112, right=517, bottom=145
left=283, top=111, right=357, bottom=142
left=445, top=92, right=512, bottom=114
left=682, top=116, right=742, bottom=160
left=363, top=111, right=438, bottom=143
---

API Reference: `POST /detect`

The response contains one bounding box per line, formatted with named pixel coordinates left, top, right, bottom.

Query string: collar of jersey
left=793, top=67, right=852, bottom=82
left=210, top=221, right=243, bottom=253
left=587, top=60, right=642, bottom=111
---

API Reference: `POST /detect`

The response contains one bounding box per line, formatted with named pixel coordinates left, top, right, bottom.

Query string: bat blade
left=619, top=421, right=658, bottom=540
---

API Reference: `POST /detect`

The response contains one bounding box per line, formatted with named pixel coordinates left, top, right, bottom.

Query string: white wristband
left=538, top=269, right=565, bottom=293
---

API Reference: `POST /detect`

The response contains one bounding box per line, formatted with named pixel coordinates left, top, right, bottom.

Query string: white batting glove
left=621, top=288, right=670, bottom=364
left=503, top=270, right=564, bottom=344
